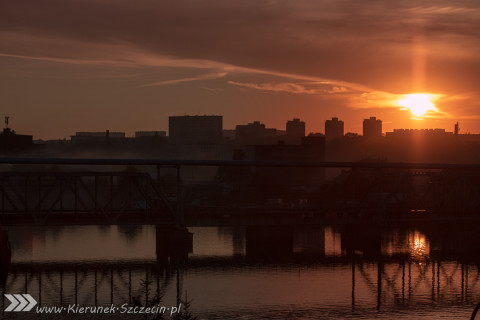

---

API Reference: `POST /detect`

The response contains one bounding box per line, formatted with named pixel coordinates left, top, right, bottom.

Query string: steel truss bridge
left=0, top=171, right=176, bottom=225
left=1, top=157, right=480, bottom=225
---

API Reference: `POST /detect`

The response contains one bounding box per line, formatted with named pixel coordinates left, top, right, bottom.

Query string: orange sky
left=1, top=0, right=480, bottom=139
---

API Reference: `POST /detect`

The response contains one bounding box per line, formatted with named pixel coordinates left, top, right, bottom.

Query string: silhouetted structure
left=454, top=122, right=460, bottom=135
left=286, top=118, right=305, bottom=144
left=135, top=131, right=166, bottom=138
left=325, top=117, right=344, bottom=140
left=132, top=131, right=167, bottom=151
left=363, top=117, right=382, bottom=139
left=382, top=128, right=457, bottom=163
left=245, top=226, right=293, bottom=258
left=71, top=131, right=125, bottom=143
left=235, top=121, right=277, bottom=145
left=222, top=129, right=236, bottom=140
left=169, top=115, right=223, bottom=144
left=254, top=136, right=325, bottom=186
left=385, top=128, right=453, bottom=138
left=0, top=229, right=11, bottom=285
left=0, top=128, right=34, bottom=153
left=0, top=117, right=35, bottom=153
left=254, top=137, right=325, bottom=162
left=0, top=170, right=178, bottom=225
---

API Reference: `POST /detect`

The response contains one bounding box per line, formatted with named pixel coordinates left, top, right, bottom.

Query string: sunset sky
left=1, top=0, right=480, bottom=139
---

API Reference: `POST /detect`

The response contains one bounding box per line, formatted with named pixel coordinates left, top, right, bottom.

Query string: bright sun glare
left=397, top=93, right=437, bottom=117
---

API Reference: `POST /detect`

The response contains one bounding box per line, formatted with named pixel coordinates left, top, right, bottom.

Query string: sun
left=397, top=93, right=437, bottom=117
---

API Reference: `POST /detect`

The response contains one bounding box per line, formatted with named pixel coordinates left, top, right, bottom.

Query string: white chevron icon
left=4, top=294, right=37, bottom=312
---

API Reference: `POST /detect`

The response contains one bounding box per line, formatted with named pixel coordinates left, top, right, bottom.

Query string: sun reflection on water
left=408, top=231, right=430, bottom=261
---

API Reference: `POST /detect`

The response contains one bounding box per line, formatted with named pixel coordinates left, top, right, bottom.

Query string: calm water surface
left=1, top=224, right=479, bottom=319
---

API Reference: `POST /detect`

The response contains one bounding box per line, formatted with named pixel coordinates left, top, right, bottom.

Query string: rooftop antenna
left=5, top=116, right=9, bottom=129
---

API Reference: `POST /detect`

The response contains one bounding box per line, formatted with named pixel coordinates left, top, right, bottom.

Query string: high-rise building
left=286, top=118, right=305, bottom=143
left=325, top=117, right=344, bottom=140
left=363, top=117, right=382, bottom=139
left=169, top=115, right=223, bottom=144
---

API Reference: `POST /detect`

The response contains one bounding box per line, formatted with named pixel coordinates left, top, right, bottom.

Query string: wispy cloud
left=228, top=81, right=311, bottom=94
left=406, top=6, right=479, bottom=15
left=227, top=80, right=353, bottom=95
left=141, top=72, right=227, bottom=87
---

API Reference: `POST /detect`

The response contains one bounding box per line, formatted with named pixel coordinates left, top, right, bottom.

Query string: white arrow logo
left=4, top=294, right=37, bottom=312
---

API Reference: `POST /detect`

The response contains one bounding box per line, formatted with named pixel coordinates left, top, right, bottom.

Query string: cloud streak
left=141, top=72, right=227, bottom=87
left=227, top=81, right=352, bottom=95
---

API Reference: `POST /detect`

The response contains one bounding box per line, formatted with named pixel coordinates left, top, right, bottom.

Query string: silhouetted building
left=135, top=131, right=166, bottom=138
left=133, top=131, right=167, bottom=150
left=363, top=117, right=382, bottom=139
left=71, top=131, right=125, bottom=143
left=236, top=121, right=277, bottom=145
left=301, top=135, right=325, bottom=149
left=0, top=117, right=39, bottom=153
left=254, top=136, right=325, bottom=185
left=325, top=117, right=344, bottom=140
left=254, top=137, right=325, bottom=161
left=383, top=128, right=460, bottom=163
left=286, top=118, right=305, bottom=144
left=223, top=129, right=236, bottom=140
left=385, top=128, right=453, bottom=138
left=0, top=127, right=34, bottom=153
left=169, top=115, right=223, bottom=144
left=454, top=122, right=460, bottom=135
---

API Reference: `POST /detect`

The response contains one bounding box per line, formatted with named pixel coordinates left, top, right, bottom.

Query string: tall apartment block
left=325, top=117, right=344, bottom=140
left=363, top=116, right=382, bottom=139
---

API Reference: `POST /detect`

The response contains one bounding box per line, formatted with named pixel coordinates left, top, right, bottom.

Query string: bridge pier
left=245, top=226, right=294, bottom=259
left=155, top=225, right=192, bottom=268
left=341, top=225, right=382, bottom=258
left=293, top=226, right=325, bottom=255
left=0, top=229, right=10, bottom=287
